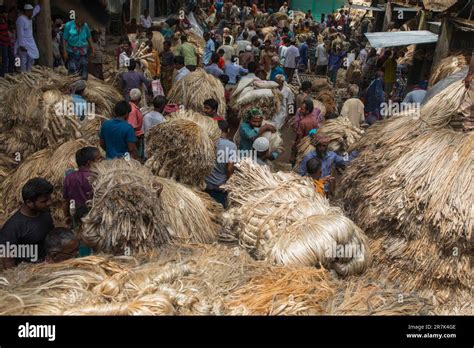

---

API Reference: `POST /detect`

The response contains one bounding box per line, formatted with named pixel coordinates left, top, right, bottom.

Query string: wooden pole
left=37, top=0, right=53, bottom=67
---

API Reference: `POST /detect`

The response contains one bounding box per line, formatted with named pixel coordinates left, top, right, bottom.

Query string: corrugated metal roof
left=364, top=30, right=438, bottom=48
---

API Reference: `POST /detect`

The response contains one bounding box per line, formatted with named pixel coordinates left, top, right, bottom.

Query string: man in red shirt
left=203, top=98, right=224, bottom=121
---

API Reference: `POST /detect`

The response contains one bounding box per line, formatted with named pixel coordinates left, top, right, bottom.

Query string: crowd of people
left=1, top=1, right=472, bottom=270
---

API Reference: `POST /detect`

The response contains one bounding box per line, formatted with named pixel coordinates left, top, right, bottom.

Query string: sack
left=152, top=79, right=165, bottom=97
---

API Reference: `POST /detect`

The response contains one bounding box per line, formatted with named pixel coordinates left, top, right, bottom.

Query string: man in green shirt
left=178, top=35, right=198, bottom=71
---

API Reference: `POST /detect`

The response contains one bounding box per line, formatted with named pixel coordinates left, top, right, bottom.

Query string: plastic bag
left=152, top=79, right=165, bottom=97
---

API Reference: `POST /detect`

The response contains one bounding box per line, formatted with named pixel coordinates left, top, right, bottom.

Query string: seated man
left=44, top=228, right=79, bottom=263
left=69, top=80, right=88, bottom=121
left=0, top=178, right=54, bottom=269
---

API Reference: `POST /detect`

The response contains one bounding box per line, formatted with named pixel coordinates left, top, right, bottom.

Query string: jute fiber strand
left=145, top=118, right=216, bottom=188
left=81, top=159, right=171, bottom=254
left=0, top=244, right=260, bottom=315
left=338, top=77, right=473, bottom=295
left=154, top=176, right=222, bottom=244
left=226, top=266, right=336, bottom=315
left=222, top=160, right=372, bottom=276
left=429, top=53, right=469, bottom=87
left=166, top=69, right=226, bottom=116
left=167, top=109, right=221, bottom=143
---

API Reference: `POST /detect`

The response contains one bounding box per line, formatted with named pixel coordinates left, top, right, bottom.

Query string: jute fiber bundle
left=0, top=139, right=91, bottom=225
left=167, top=109, right=221, bottom=143
left=347, top=60, right=363, bottom=85
left=0, top=67, right=120, bottom=159
left=266, top=12, right=288, bottom=26
left=155, top=176, right=222, bottom=244
left=429, top=53, right=468, bottom=87
left=145, top=118, right=216, bottom=188
left=152, top=31, right=165, bottom=53
left=81, top=159, right=170, bottom=254
left=222, top=160, right=372, bottom=276
left=167, top=69, right=226, bottom=116
left=336, top=69, right=348, bottom=88
left=319, top=116, right=365, bottom=152
left=338, top=79, right=472, bottom=295
left=314, top=90, right=337, bottom=115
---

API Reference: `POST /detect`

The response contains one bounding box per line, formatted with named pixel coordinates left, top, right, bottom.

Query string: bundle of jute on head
left=346, top=60, right=363, bottom=85
left=230, top=79, right=283, bottom=120
left=222, top=160, right=372, bottom=276
left=428, top=52, right=469, bottom=87
left=145, top=118, right=216, bottom=188
left=167, top=109, right=221, bottom=143
left=155, top=177, right=222, bottom=244
left=0, top=67, right=121, bottom=160
left=81, top=159, right=170, bottom=254
left=167, top=69, right=226, bottom=116
left=338, top=76, right=472, bottom=298
left=319, top=116, right=365, bottom=152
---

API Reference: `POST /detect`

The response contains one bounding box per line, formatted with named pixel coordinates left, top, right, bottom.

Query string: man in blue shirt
left=99, top=101, right=138, bottom=160
left=270, top=55, right=287, bottom=81
left=62, top=15, right=94, bottom=80
left=298, top=37, right=309, bottom=72
left=204, top=52, right=224, bottom=78
left=203, top=32, right=215, bottom=65
left=69, top=80, right=88, bottom=121
left=224, top=56, right=248, bottom=84
left=299, top=134, right=356, bottom=192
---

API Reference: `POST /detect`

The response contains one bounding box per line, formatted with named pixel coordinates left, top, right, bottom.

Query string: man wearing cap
left=128, top=88, right=145, bottom=159
left=298, top=133, right=356, bottom=193
left=16, top=4, right=40, bottom=72
left=62, top=14, right=94, bottom=80
left=239, top=44, right=255, bottom=69
left=253, top=137, right=279, bottom=167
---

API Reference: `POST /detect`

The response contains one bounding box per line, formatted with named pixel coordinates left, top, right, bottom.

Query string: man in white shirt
left=340, top=87, right=365, bottom=127
left=358, top=45, right=368, bottom=65
left=272, top=74, right=295, bottom=130
left=16, top=4, right=40, bottom=72
left=283, top=39, right=299, bottom=83
left=315, top=40, right=329, bottom=75
left=236, top=31, right=251, bottom=54
left=142, top=95, right=166, bottom=135
left=139, top=9, right=153, bottom=29
left=173, top=56, right=190, bottom=83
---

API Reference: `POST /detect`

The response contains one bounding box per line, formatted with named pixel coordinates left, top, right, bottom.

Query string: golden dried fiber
left=167, top=108, right=221, bottom=143
left=167, top=69, right=226, bottom=116
left=429, top=53, right=469, bottom=87
left=155, top=176, right=222, bottom=244
left=338, top=81, right=472, bottom=295
left=81, top=159, right=170, bottom=254
left=222, top=160, right=371, bottom=276
left=145, top=119, right=216, bottom=188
